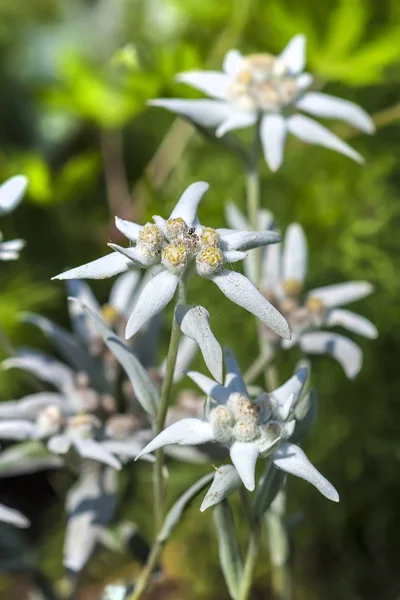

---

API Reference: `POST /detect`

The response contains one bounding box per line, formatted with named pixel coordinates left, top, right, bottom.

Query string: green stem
left=153, top=278, right=187, bottom=531
left=244, top=345, right=275, bottom=385
left=126, top=537, right=163, bottom=600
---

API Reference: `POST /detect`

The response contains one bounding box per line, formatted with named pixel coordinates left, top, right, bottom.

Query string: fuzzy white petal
left=216, top=111, right=257, bottom=137
left=0, top=175, right=28, bottom=216
left=287, top=114, right=364, bottom=163
left=108, top=243, right=154, bottom=268
left=296, top=73, right=313, bottom=91
left=0, top=420, right=37, bottom=440
left=125, top=270, right=179, bottom=339
left=223, top=49, right=245, bottom=76
left=169, top=181, right=209, bottom=226
left=175, top=305, right=223, bottom=383
left=296, top=92, right=375, bottom=133
left=220, top=230, right=281, bottom=252
left=273, top=442, right=339, bottom=502
left=279, top=34, right=306, bottom=75
left=261, top=244, right=284, bottom=299
left=325, top=309, right=378, bottom=339
left=53, top=252, right=132, bottom=280
left=260, top=114, right=287, bottom=171
left=176, top=70, right=233, bottom=99
left=136, top=419, right=215, bottom=459
left=299, top=331, right=362, bottom=379
left=148, top=99, right=232, bottom=128
left=211, top=270, right=290, bottom=339
left=225, top=203, right=250, bottom=231
left=73, top=438, right=121, bottom=470
left=114, top=217, right=142, bottom=242
left=109, top=271, right=141, bottom=317
left=270, top=367, right=309, bottom=419
left=282, top=223, right=307, bottom=285
left=0, top=503, right=30, bottom=528
left=224, top=347, right=248, bottom=394
left=223, top=250, right=248, bottom=263
left=229, top=441, right=259, bottom=491
left=200, top=465, right=242, bottom=511
left=307, top=281, right=373, bottom=308
left=187, top=371, right=231, bottom=403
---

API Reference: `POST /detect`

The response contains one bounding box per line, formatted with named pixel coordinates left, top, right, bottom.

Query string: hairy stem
left=246, top=119, right=262, bottom=287
left=126, top=537, right=163, bottom=600
left=153, top=278, right=187, bottom=531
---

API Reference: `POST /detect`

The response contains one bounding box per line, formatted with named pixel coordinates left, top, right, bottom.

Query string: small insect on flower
left=53, top=182, right=289, bottom=341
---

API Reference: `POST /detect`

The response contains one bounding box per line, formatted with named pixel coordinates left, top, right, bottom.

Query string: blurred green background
left=1, top=0, right=400, bottom=598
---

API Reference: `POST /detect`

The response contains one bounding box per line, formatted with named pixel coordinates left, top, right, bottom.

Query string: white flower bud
left=138, top=222, right=164, bottom=250
left=199, top=227, right=220, bottom=249
left=67, top=414, right=101, bottom=439
left=210, top=405, right=235, bottom=445
left=165, top=217, right=187, bottom=240
left=36, top=405, right=64, bottom=437
left=196, top=246, right=223, bottom=277
left=161, top=243, right=188, bottom=274
left=233, top=419, right=259, bottom=442
left=227, top=392, right=260, bottom=422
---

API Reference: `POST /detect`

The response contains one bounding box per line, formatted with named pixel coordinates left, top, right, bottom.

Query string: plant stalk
left=153, top=278, right=187, bottom=531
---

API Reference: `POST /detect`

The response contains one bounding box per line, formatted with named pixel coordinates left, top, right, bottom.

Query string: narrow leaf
left=253, top=463, right=286, bottom=520
left=159, top=473, right=214, bottom=543
left=82, top=303, right=159, bottom=417
left=213, top=500, right=244, bottom=599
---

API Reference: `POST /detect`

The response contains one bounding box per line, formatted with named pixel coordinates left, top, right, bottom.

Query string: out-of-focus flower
left=0, top=502, right=30, bottom=528
left=136, top=349, right=338, bottom=502
left=261, top=220, right=376, bottom=378
left=0, top=175, right=28, bottom=261
left=149, top=35, right=374, bottom=170
left=53, top=182, right=289, bottom=340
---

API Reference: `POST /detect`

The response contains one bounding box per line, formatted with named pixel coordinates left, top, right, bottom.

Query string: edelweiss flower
left=136, top=349, right=338, bottom=502
left=149, top=35, right=374, bottom=170
left=0, top=175, right=28, bottom=260
left=261, top=220, right=377, bottom=378
left=53, top=182, right=290, bottom=340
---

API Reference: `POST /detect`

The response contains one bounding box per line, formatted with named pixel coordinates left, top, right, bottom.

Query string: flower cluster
left=137, top=349, right=338, bottom=502
left=53, top=181, right=290, bottom=340
left=150, top=35, right=374, bottom=170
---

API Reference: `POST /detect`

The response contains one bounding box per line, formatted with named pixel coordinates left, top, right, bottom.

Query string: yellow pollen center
left=283, top=279, right=303, bottom=297
left=306, top=296, right=325, bottom=314
left=200, top=227, right=220, bottom=248
left=162, top=243, right=186, bottom=267
left=138, top=223, right=164, bottom=248
left=166, top=217, right=187, bottom=239
left=197, top=247, right=223, bottom=268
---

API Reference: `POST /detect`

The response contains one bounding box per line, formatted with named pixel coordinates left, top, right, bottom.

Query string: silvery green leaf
left=0, top=175, right=28, bottom=216
left=279, top=34, right=306, bottom=75
left=158, top=472, right=214, bottom=543
left=169, top=182, right=209, bottom=225
left=260, top=113, right=287, bottom=172
left=52, top=252, right=131, bottom=280
left=82, top=304, right=159, bottom=416
left=291, top=389, right=318, bottom=444
left=148, top=99, right=232, bottom=128
left=22, top=313, right=109, bottom=392
left=296, top=92, right=375, bottom=133
left=64, top=463, right=118, bottom=574
left=265, top=490, right=289, bottom=567
left=175, top=305, right=223, bottom=383
left=136, top=419, right=215, bottom=459
left=0, top=441, right=63, bottom=478
left=200, top=465, right=241, bottom=512
left=2, top=350, right=75, bottom=394
left=213, top=501, right=243, bottom=599
left=0, top=503, right=30, bottom=528
left=253, top=463, right=286, bottom=520
left=176, top=71, right=232, bottom=100
left=187, top=371, right=230, bottom=403
left=0, top=392, right=67, bottom=420
left=224, top=203, right=250, bottom=231
left=73, top=438, right=121, bottom=470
